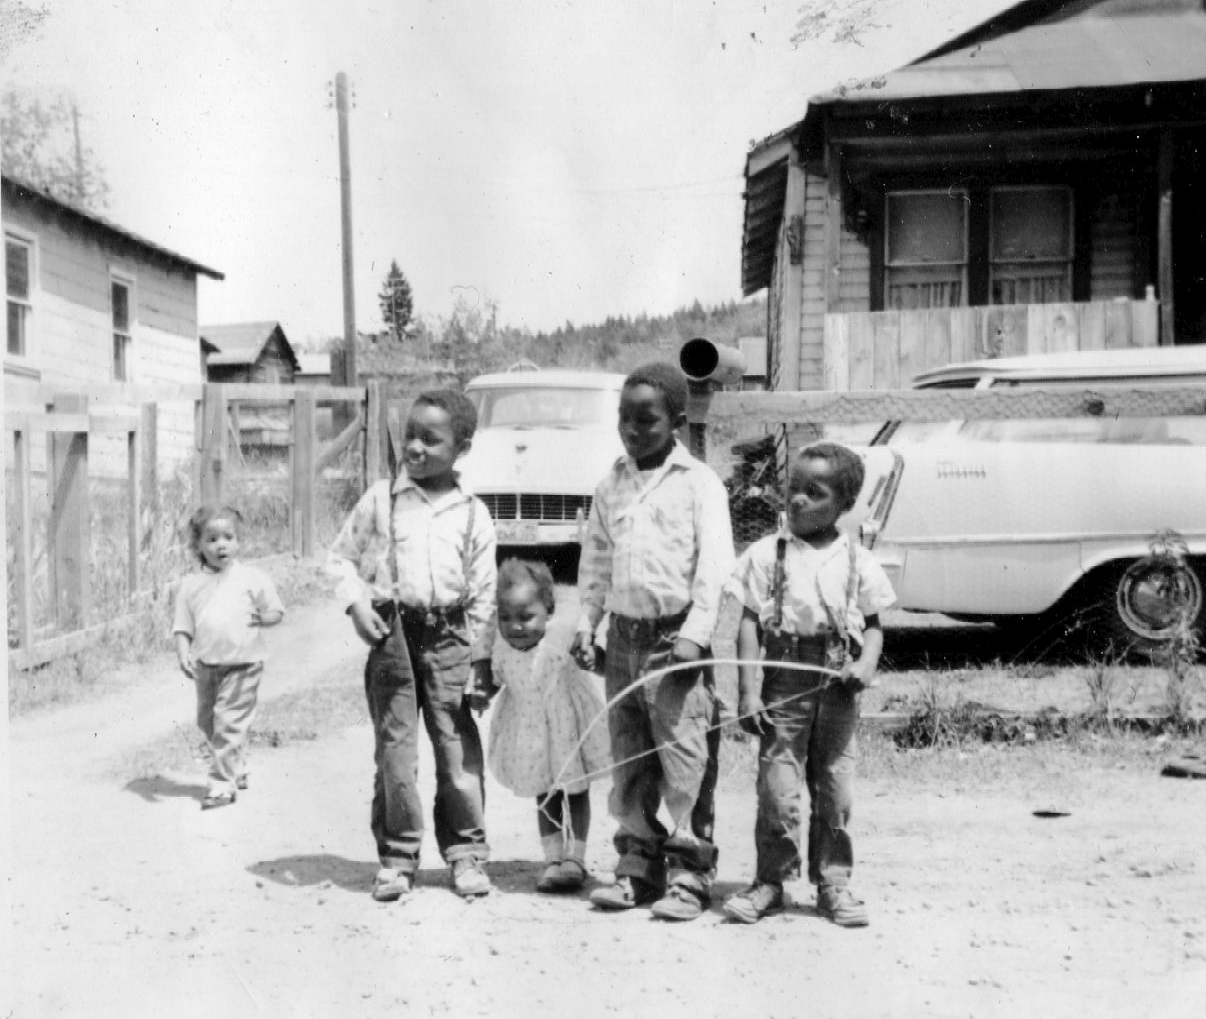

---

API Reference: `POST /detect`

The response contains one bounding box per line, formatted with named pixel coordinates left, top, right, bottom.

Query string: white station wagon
left=854, top=345, right=1206, bottom=653
left=458, top=367, right=626, bottom=548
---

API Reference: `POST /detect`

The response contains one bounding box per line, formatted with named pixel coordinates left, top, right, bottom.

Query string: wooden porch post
left=1157, top=130, right=1175, bottom=346
left=781, top=149, right=807, bottom=391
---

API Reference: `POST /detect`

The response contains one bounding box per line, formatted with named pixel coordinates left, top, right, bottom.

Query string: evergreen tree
left=378, top=260, right=414, bottom=339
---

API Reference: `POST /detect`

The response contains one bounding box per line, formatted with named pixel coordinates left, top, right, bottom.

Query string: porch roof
left=812, top=12, right=1206, bottom=105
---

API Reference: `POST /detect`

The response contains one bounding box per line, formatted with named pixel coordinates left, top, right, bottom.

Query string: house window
left=989, top=186, right=1073, bottom=304
left=6, top=234, right=33, bottom=357
left=883, top=186, right=1074, bottom=309
left=111, top=278, right=132, bottom=381
left=884, top=190, right=968, bottom=309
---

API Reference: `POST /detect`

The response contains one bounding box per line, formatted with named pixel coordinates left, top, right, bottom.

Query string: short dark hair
left=624, top=362, right=688, bottom=421
left=186, top=503, right=243, bottom=563
left=413, top=388, right=478, bottom=445
left=497, top=557, right=556, bottom=612
left=796, top=441, right=865, bottom=512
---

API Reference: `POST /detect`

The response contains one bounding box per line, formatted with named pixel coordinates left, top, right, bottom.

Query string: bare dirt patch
left=6, top=598, right=1206, bottom=1018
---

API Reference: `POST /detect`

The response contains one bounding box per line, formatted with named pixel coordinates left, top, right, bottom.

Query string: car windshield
left=883, top=377, right=1206, bottom=446
left=469, top=386, right=618, bottom=429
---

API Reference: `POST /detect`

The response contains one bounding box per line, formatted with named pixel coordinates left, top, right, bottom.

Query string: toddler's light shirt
left=172, top=561, right=284, bottom=665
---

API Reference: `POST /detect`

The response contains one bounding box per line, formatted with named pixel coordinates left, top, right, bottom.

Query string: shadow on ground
left=124, top=775, right=208, bottom=803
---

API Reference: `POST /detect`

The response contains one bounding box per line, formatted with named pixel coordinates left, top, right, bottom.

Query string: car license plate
left=496, top=521, right=540, bottom=544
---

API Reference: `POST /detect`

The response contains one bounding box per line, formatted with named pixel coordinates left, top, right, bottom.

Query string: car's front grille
left=479, top=493, right=592, bottom=522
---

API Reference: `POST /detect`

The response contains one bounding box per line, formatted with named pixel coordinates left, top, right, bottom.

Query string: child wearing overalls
left=328, top=389, right=498, bottom=902
left=724, top=442, right=895, bottom=927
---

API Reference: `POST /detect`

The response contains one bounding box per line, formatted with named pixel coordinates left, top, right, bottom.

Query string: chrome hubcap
left=1116, top=557, right=1202, bottom=640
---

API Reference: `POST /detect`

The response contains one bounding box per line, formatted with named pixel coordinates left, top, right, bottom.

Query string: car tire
left=1093, top=556, right=1206, bottom=659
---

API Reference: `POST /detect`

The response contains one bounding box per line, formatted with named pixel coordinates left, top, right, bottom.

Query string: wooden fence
left=822, top=297, right=1159, bottom=391
left=6, top=380, right=376, bottom=670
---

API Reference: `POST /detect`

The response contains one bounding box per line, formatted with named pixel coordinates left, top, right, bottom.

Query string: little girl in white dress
left=487, top=559, right=611, bottom=892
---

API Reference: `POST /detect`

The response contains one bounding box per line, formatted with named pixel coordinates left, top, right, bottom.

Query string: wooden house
left=3, top=172, right=223, bottom=474
left=200, top=321, right=299, bottom=447
left=741, top=0, right=1206, bottom=392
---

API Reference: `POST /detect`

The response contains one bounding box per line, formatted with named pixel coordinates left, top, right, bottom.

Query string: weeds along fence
left=690, top=381, right=1206, bottom=552
left=5, top=380, right=390, bottom=671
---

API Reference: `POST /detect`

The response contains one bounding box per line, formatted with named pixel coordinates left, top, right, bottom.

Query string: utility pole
left=335, top=72, right=357, bottom=385
left=71, top=101, right=84, bottom=204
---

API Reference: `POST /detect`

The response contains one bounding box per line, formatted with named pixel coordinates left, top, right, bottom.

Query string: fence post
left=364, top=380, right=383, bottom=484
left=197, top=383, right=227, bottom=504
left=127, top=421, right=141, bottom=598
left=292, top=389, right=317, bottom=557
left=49, top=393, right=90, bottom=630
left=13, top=423, right=35, bottom=650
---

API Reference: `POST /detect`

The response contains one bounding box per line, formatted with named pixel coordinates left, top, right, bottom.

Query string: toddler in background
left=173, top=504, right=284, bottom=810
left=488, top=559, right=610, bottom=892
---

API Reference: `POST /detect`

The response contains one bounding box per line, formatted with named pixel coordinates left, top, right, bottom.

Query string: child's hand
left=177, top=652, right=196, bottom=680
left=738, top=691, right=771, bottom=738
left=840, top=658, right=877, bottom=693
left=669, top=638, right=703, bottom=667
left=348, top=602, right=390, bottom=645
left=570, top=631, right=596, bottom=671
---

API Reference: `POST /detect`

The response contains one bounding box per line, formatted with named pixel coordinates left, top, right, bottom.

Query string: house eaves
left=2, top=173, right=224, bottom=281
left=741, top=129, right=797, bottom=296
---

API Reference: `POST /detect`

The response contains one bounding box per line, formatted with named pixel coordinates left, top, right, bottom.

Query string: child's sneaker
left=816, top=886, right=869, bottom=927
left=371, top=868, right=413, bottom=902
left=589, top=875, right=660, bottom=910
left=650, top=885, right=707, bottom=922
left=537, top=859, right=586, bottom=893
left=723, top=882, right=783, bottom=924
left=451, top=859, right=492, bottom=898
left=201, top=790, right=236, bottom=810
left=236, top=775, right=249, bottom=790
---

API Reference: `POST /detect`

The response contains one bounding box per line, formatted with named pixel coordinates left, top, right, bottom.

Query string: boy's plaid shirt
left=576, top=440, right=734, bottom=650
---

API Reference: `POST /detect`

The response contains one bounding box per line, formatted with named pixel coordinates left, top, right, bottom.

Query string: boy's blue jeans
left=363, top=604, right=488, bottom=875
left=604, top=614, right=719, bottom=899
left=755, top=641, right=857, bottom=891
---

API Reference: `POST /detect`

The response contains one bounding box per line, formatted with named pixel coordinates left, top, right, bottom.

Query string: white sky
left=3, top=0, right=1010, bottom=346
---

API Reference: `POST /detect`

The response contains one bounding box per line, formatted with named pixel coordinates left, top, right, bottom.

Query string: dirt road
left=6, top=595, right=1206, bottom=1018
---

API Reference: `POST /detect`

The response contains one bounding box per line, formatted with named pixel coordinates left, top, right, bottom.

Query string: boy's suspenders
left=386, top=479, right=478, bottom=609
left=768, top=533, right=859, bottom=663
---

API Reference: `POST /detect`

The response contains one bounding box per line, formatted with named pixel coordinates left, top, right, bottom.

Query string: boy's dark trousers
left=754, top=636, right=857, bottom=891
left=604, top=612, right=719, bottom=900
left=363, top=603, right=489, bottom=875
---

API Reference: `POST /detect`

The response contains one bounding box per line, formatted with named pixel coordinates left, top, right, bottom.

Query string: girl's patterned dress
left=487, top=639, right=612, bottom=797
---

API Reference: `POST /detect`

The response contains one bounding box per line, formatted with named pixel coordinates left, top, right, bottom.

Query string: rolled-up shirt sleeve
left=575, top=481, right=614, bottom=636
left=326, top=484, right=382, bottom=609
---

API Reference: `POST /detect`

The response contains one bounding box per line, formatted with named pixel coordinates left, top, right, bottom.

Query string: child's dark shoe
left=723, top=882, right=783, bottom=924
left=816, top=886, right=869, bottom=927
left=201, top=790, right=236, bottom=810
left=371, top=867, right=413, bottom=902
left=650, top=885, right=706, bottom=922
left=236, top=775, right=249, bottom=790
left=451, top=859, right=492, bottom=898
left=547, top=859, right=587, bottom=892
left=589, top=875, right=659, bottom=910
left=536, top=862, right=563, bottom=893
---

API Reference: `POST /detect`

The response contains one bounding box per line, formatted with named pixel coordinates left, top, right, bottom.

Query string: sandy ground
left=5, top=594, right=1206, bottom=1018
